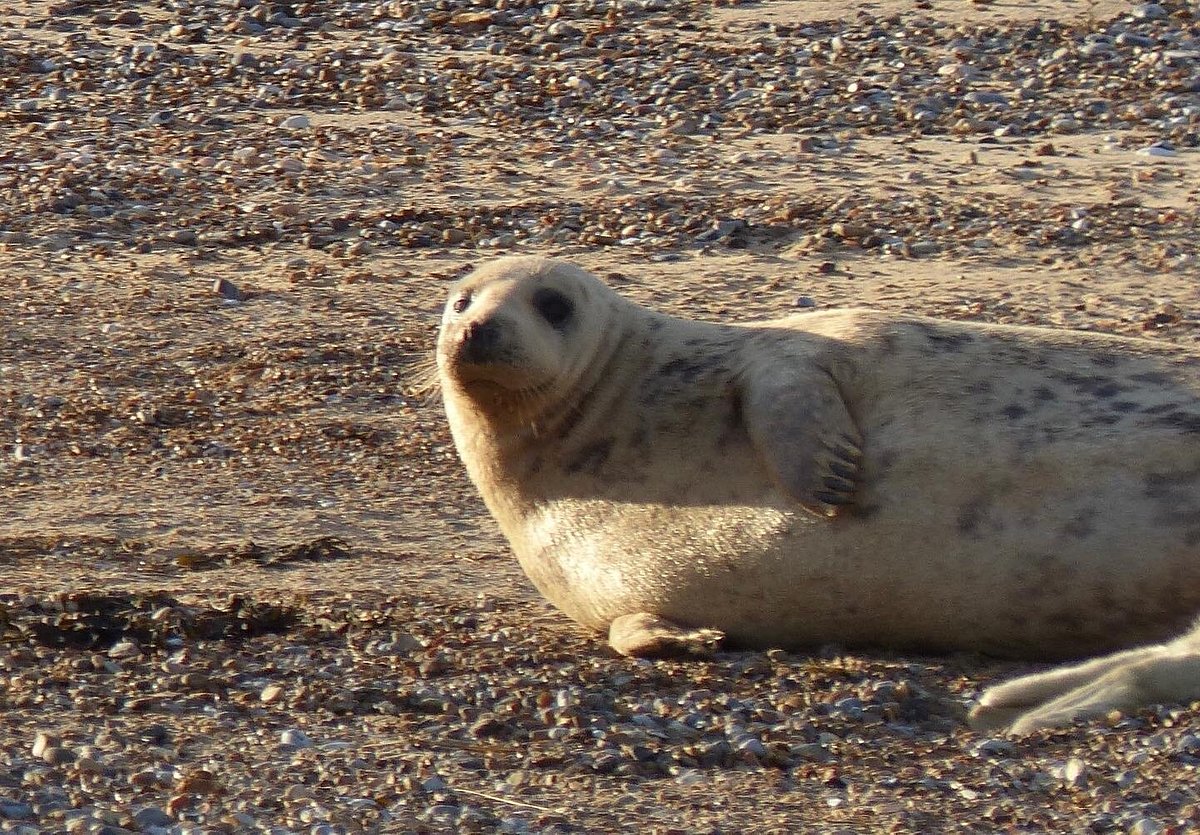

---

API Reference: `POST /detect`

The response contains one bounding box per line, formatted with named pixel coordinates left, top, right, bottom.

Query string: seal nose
left=460, top=319, right=501, bottom=363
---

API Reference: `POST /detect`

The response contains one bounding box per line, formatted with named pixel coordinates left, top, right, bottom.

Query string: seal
left=436, top=255, right=1200, bottom=733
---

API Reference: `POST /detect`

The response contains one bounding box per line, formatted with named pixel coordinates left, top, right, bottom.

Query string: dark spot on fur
left=647, top=319, right=664, bottom=332
left=659, top=356, right=721, bottom=384
left=849, top=502, right=881, bottom=520
left=564, top=438, right=614, bottom=475
left=1001, top=403, right=1027, bottom=420
left=1090, top=352, right=1119, bottom=368
left=1033, top=387, right=1057, bottom=402
left=553, top=399, right=587, bottom=440
left=956, top=497, right=990, bottom=539
left=1110, top=400, right=1139, bottom=413
left=964, top=380, right=993, bottom=395
left=1142, top=402, right=1179, bottom=415
left=873, top=448, right=897, bottom=477
left=1082, top=413, right=1122, bottom=427
left=1153, top=411, right=1200, bottom=433
left=1062, top=508, right=1097, bottom=539
left=1144, top=466, right=1200, bottom=495
left=913, top=322, right=975, bottom=352
left=1186, top=529, right=1200, bottom=547
left=716, top=388, right=746, bottom=450
left=1050, top=372, right=1119, bottom=397
left=628, top=426, right=648, bottom=451
left=1129, top=371, right=1172, bottom=385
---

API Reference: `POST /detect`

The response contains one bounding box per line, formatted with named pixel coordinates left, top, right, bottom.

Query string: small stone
left=147, top=110, right=175, bottom=127
left=1176, top=733, right=1200, bottom=753
left=667, top=118, right=700, bottom=136
left=791, top=742, right=831, bottom=761
left=260, top=684, right=284, bottom=703
left=421, top=775, right=449, bottom=793
left=1128, top=817, right=1164, bottom=835
left=974, top=738, right=1015, bottom=757
left=0, top=800, right=33, bottom=821
left=232, top=147, right=260, bottom=165
left=41, top=746, right=75, bottom=766
left=280, top=729, right=313, bottom=748
left=176, top=769, right=218, bottom=795
left=31, top=732, right=57, bottom=758
left=1050, top=115, right=1080, bottom=133
left=75, top=755, right=104, bottom=774
left=1131, top=3, right=1168, bottom=21
left=1116, top=32, right=1155, bottom=48
left=230, top=50, right=258, bottom=68
left=133, top=807, right=173, bottom=828
left=179, top=672, right=212, bottom=691
left=1136, top=143, right=1176, bottom=158
left=108, top=639, right=140, bottom=659
left=112, top=10, right=143, bottom=25
left=165, top=229, right=196, bottom=245
left=1063, top=757, right=1088, bottom=788
left=279, top=114, right=311, bottom=130
left=213, top=278, right=245, bottom=302
left=794, top=296, right=817, bottom=308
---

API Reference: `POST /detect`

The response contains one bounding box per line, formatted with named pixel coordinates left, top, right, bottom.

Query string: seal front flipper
left=742, top=367, right=863, bottom=518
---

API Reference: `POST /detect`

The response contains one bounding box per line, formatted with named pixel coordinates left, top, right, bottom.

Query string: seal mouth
left=442, top=353, right=557, bottom=402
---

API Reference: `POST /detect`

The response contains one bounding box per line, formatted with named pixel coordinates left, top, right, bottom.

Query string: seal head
left=437, top=257, right=621, bottom=434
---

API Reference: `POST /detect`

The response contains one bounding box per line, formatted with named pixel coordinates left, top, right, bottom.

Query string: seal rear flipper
left=608, top=613, right=725, bottom=657
left=742, top=369, right=863, bottom=518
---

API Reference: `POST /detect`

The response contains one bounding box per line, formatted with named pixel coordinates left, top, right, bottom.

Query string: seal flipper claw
left=743, top=369, right=863, bottom=518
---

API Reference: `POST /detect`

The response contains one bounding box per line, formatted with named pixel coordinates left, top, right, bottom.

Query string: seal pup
left=436, top=255, right=1200, bottom=733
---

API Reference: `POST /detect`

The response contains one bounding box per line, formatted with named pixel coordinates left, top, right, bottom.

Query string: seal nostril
left=461, top=320, right=500, bottom=360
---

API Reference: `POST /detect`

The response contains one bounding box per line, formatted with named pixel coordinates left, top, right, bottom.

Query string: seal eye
left=532, top=288, right=573, bottom=329
left=452, top=292, right=472, bottom=314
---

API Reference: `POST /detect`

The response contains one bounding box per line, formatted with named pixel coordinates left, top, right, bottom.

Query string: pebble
left=1136, top=143, right=1177, bottom=157
left=213, top=278, right=245, bottom=302
left=0, top=801, right=33, bottom=821
left=974, top=738, right=1016, bottom=757
left=132, top=807, right=173, bottom=828
left=279, top=114, right=311, bottom=130
left=108, top=639, right=140, bottom=659
left=1132, top=3, right=1168, bottom=21
left=280, top=729, right=313, bottom=749
left=1, top=3, right=1200, bottom=833
left=1128, top=817, right=1164, bottom=835
left=166, top=229, right=196, bottom=245
left=1063, top=757, right=1088, bottom=789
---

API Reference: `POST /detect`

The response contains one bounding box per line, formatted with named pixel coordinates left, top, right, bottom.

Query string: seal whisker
left=404, top=353, right=443, bottom=405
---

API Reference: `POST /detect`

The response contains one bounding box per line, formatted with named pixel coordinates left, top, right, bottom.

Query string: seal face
left=438, top=256, right=1200, bottom=733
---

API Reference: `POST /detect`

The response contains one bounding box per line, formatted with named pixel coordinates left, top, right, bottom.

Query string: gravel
left=4, top=0, right=1200, bottom=832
